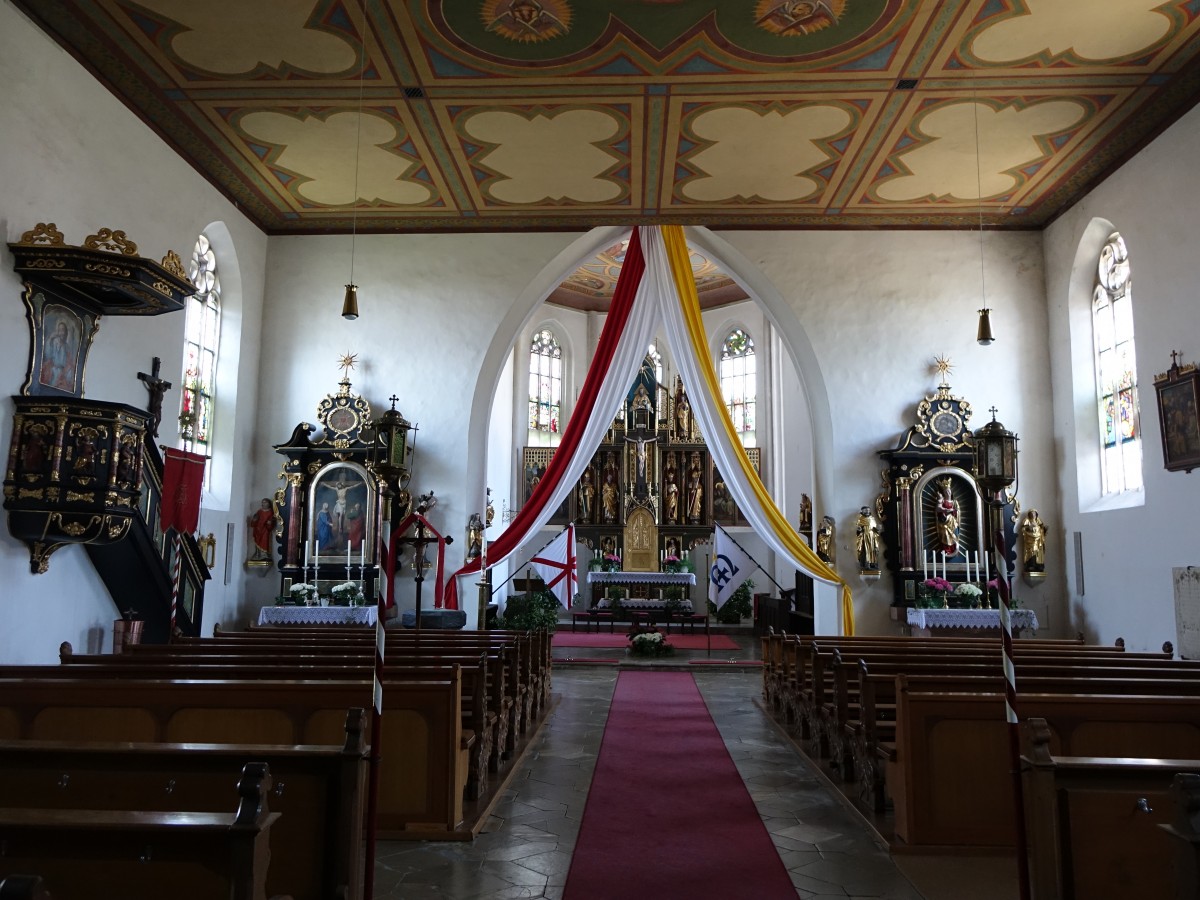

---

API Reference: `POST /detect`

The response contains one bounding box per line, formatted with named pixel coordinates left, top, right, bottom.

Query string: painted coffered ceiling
left=15, top=0, right=1200, bottom=234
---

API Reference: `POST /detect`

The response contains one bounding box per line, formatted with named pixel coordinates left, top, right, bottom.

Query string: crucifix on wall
left=137, top=356, right=172, bottom=438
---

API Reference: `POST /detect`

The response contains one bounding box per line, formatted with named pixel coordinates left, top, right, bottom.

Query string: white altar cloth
left=596, top=598, right=696, bottom=612
left=258, top=606, right=378, bottom=626
left=907, top=607, right=1038, bottom=634
left=586, top=571, right=696, bottom=586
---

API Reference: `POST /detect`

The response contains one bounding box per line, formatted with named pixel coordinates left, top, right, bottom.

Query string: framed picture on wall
left=1154, top=355, right=1200, bottom=473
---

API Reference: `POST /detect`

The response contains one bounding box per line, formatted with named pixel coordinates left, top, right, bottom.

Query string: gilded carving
left=18, top=488, right=45, bottom=500
left=84, top=262, right=133, bottom=278
left=17, top=222, right=66, bottom=246
left=66, top=491, right=96, bottom=503
left=160, top=249, right=190, bottom=281
left=24, top=257, right=67, bottom=269
left=83, top=227, right=138, bottom=255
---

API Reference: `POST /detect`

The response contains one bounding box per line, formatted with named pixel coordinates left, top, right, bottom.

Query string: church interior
left=3, top=1, right=1200, bottom=897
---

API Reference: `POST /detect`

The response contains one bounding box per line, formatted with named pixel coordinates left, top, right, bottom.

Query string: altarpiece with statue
left=521, top=356, right=758, bottom=572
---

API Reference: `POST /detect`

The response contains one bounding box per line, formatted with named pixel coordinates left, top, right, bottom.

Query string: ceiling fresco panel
left=13, top=0, right=1200, bottom=232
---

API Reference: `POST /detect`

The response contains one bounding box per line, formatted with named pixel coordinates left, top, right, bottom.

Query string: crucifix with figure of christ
left=137, top=357, right=172, bottom=438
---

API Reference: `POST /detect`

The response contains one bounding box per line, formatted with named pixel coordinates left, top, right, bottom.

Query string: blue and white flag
left=708, top=524, right=756, bottom=609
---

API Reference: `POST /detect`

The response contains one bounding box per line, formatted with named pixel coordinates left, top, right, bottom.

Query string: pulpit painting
left=22, top=291, right=98, bottom=398
left=308, top=461, right=373, bottom=563
left=522, top=447, right=569, bottom=523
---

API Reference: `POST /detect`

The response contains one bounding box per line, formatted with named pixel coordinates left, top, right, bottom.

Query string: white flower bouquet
left=290, top=582, right=318, bottom=605
left=331, top=581, right=365, bottom=606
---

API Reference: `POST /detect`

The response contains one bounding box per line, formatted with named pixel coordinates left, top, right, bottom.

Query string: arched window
left=720, top=328, right=756, bottom=447
left=1092, top=233, right=1142, bottom=494
left=180, top=234, right=221, bottom=457
left=528, top=328, right=562, bottom=447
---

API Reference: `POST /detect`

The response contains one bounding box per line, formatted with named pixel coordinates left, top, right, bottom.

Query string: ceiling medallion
left=483, top=0, right=572, bottom=42
left=755, top=0, right=846, bottom=36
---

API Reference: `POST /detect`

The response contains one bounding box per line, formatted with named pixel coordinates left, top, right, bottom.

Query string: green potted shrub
left=708, top=578, right=754, bottom=624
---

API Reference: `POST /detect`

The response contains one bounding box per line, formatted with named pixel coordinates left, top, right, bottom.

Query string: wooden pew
left=55, top=649, right=497, bottom=801
left=181, top=627, right=544, bottom=745
left=0, top=710, right=365, bottom=900
left=0, top=761, right=285, bottom=900
left=1021, top=717, right=1200, bottom=900
left=0, top=675, right=468, bottom=840
left=889, top=687, right=1200, bottom=849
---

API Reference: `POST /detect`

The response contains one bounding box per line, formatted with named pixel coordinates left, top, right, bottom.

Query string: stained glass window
left=528, top=329, right=562, bottom=447
left=1092, top=233, right=1142, bottom=494
left=720, top=328, right=756, bottom=447
left=180, top=234, right=220, bottom=459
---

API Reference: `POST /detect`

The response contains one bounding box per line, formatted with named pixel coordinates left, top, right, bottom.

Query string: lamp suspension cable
left=973, top=73, right=995, bottom=345
left=342, top=5, right=367, bottom=321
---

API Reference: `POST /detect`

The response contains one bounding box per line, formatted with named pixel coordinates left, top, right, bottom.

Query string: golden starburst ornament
left=338, top=352, right=358, bottom=380
left=933, top=354, right=954, bottom=383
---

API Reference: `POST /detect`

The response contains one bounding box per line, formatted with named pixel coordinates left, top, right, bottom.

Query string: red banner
left=161, top=448, right=206, bottom=534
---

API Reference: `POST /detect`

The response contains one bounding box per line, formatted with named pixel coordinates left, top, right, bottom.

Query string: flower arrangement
left=662, top=554, right=682, bottom=573
left=601, top=553, right=622, bottom=572
left=628, top=629, right=674, bottom=657
left=954, top=582, right=983, bottom=609
left=331, top=581, right=365, bottom=606
left=923, top=577, right=953, bottom=595
left=290, top=582, right=318, bottom=605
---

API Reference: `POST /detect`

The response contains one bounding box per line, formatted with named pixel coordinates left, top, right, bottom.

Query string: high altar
left=522, top=356, right=772, bottom=584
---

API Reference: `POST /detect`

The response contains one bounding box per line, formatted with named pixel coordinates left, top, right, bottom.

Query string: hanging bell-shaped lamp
left=976, top=307, right=994, bottom=345
left=341, top=283, right=359, bottom=320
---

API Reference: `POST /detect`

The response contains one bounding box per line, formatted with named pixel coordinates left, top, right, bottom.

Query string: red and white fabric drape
left=445, top=226, right=853, bottom=633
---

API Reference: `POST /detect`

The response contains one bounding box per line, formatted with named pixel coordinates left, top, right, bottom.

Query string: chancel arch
left=461, top=225, right=832, bottom=618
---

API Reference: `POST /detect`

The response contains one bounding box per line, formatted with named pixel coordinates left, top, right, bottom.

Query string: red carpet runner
left=563, top=671, right=796, bottom=900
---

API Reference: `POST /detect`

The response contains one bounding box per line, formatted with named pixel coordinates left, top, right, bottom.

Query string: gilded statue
left=816, top=515, right=835, bottom=564
left=1021, top=509, right=1046, bottom=570
left=854, top=505, right=881, bottom=570
left=933, top=478, right=960, bottom=555
left=674, top=378, right=693, bottom=441
left=601, top=455, right=618, bottom=523
left=686, top=455, right=703, bottom=523
left=664, top=457, right=679, bottom=523
left=579, top=468, right=595, bottom=523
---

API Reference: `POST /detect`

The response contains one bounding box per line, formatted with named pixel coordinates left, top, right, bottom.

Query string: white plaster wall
left=1043, top=103, right=1200, bottom=653
left=0, top=2, right=268, bottom=663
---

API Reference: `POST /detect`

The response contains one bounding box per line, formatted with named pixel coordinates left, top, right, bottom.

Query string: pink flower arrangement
left=923, top=577, right=954, bottom=594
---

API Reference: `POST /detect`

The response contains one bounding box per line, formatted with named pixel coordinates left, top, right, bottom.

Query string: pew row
left=0, top=762, right=287, bottom=900
left=890, top=687, right=1200, bottom=849
left=0, top=710, right=365, bottom=900
left=1020, top=717, right=1200, bottom=900
left=0, top=675, right=469, bottom=840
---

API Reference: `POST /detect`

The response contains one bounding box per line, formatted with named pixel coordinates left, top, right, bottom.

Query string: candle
left=922, top=550, right=927, bottom=580
left=304, top=540, right=309, bottom=569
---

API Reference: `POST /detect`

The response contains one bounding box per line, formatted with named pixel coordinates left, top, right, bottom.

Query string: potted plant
left=289, top=582, right=318, bottom=606
left=601, top=553, right=622, bottom=572
left=628, top=628, right=674, bottom=657
left=708, top=578, right=754, bottom=624
left=331, top=581, right=365, bottom=607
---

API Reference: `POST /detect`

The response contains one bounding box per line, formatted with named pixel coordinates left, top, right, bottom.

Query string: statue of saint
left=855, top=506, right=881, bottom=569
left=1021, top=509, right=1046, bottom=570
left=578, top=468, right=595, bottom=523
left=934, top=478, right=960, bottom=556
left=466, top=513, right=483, bottom=560
left=631, top=383, right=652, bottom=411
left=664, top=459, right=679, bottom=523
left=601, top=467, right=618, bottom=524
left=247, top=498, right=275, bottom=561
left=816, top=515, right=835, bottom=564
left=686, top=456, right=703, bottom=523
left=674, top=379, right=692, bottom=440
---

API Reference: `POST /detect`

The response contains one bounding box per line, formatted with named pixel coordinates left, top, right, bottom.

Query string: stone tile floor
left=372, top=665, right=1004, bottom=899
